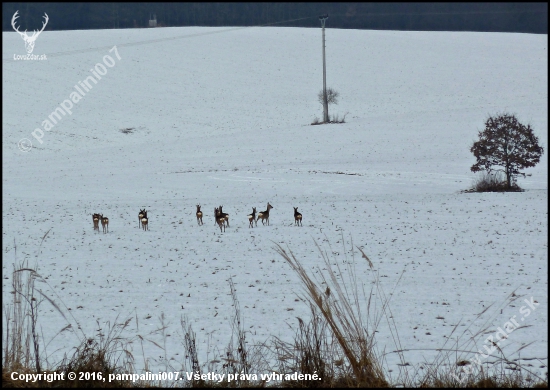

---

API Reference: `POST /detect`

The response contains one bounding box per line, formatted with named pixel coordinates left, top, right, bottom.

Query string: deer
left=138, top=209, right=149, bottom=228
left=141, top=213, right=149, bottom=231
left=214, top=207, right=226, bottom=232
left=293, top=207, right=303, bottom=226
left=196, top=205, right=203, bottom=225
left=218, top=205, right=229, bottom=227
left=100, top=214, right=109, bottom=233
left=92, top=213, right=100, bottom=224
left=257, top=203, right=273, bottom=226
left=11, top=11, right=49, bottom=54
left=138, top=209, right=146, bottom=228
left=92, top=213, right=101, bottom=233
left=247, top=207, right=257, bottom=228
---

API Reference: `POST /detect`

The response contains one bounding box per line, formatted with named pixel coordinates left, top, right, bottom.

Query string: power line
left=3, top=7, right=545, bottom=63
left=3, top=14, right=317, bottom=63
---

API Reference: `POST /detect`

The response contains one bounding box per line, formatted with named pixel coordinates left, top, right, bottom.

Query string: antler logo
left=11, top=10, right=49, bottom=54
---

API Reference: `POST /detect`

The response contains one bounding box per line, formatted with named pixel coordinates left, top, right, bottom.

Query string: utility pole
left=319, top=14, right=329, bottom=123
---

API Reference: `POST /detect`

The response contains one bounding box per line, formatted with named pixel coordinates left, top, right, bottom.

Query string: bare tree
left=470, top=113, right=544, bottom=190
left=318, top=88, right=339, bottom=106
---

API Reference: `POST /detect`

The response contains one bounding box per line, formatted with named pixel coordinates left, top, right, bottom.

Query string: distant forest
left=3, top=3, right=547, bottom=33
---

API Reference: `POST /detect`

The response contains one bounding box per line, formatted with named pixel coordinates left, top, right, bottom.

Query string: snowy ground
left=3, top=26, right=547, bottom=380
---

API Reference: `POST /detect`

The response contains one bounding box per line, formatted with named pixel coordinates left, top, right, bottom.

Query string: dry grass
left=273, top=240, right=395, bottom=387
left=310, top=113, right=348, bottom=126
left=55, top=317, right=136, bottom=387
left=177, top=278, right=272, bottom=388
left=466, top=171, right=523, bottom=192
left=388, top=285, right=546, bottom=388
left=3, top=237, right=547, bottom=388
left=3, top=236, right=139, bottom=388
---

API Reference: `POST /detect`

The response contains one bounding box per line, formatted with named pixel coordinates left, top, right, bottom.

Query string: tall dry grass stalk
left=3, top=258, right=35, bottom=372
left=274, top=238, right=404, bottom=387
left=177, top=279, right=271, bottom=387
left=272, top=302, right=342, bottom=387
left=181, top=316, right=202, bottom=385
left=3, top=233, right=61, bottom=374
left=225, top=278, right=250, bottom=377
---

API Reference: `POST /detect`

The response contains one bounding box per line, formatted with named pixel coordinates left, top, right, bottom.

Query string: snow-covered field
left=3, top=26, right=547, bottom=379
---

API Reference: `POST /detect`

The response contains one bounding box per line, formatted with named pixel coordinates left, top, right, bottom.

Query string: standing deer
left=257, top=203, right=273, bottom=225
left=247, top=207, right=257, bottom=228
left=100, top=214, right=109, bottom=233
left=218, top=205, right=229, bottom=227
left=196, top=205, right=203, bottom=225
left=141, top=213, right=149, bottom=231
left=293, top=207, right=303, bottom=226
left=214, top=207, right=226, bottom=232
left=92, top=213, right=100, bottom=233
left=138, top=209, right=146, bottom=228
left=11, top=11, right=49, bottom=54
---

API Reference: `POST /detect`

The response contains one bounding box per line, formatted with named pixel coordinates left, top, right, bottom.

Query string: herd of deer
left=91, top=203, right=303, bottom=233
left=204, top=203, right=279, bottom=232
left=206, top=203, right=301, bottom=232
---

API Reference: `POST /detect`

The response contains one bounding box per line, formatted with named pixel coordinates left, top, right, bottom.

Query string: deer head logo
left=11, top=11, right=49, bottom=54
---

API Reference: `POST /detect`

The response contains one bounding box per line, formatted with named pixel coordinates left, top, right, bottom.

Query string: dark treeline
left=3, top=2, right=547, bottom=33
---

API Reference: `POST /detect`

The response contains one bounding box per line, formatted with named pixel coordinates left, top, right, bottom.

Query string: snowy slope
left=3, top=26, right=547, bottom=377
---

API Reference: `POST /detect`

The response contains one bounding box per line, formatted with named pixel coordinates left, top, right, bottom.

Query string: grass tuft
left=466, top=171, right=523, bottom=192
